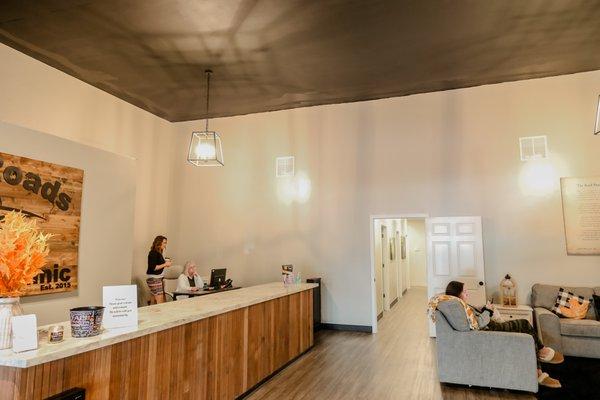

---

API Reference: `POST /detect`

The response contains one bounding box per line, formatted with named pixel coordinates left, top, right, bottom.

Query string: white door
left=426, top=216, right=486, bottom=337
left=374, top=223, right=384, bottom=317
left=401, top=220, right=409, bottom=293
left=381, top=225, right=389, bottom=311
left=388, top=230, right=399, bottom=303
left=383, top=226, right=399, bottom=309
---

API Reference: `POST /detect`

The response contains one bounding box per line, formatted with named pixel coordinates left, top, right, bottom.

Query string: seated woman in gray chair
left=434, top=281, right=564, bottom=389
left=175, top=261, right=204, bottom=299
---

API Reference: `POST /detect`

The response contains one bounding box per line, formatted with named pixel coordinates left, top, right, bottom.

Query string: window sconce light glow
left=276, top=172, right=312, bottom=204
left=187, top=131, right=224, bottom=166
left=594, top=95, right=600, bottom=135
left=518, top=160, right=557, bottom=197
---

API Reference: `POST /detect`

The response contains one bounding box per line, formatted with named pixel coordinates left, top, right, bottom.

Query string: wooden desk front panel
left=246, top=290, right=313, bottom=389
left=0, top=289, right=313, bottom=400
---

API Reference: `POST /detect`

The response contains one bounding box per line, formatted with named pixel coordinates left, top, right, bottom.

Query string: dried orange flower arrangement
left=0, top=211, right=52, bottom=297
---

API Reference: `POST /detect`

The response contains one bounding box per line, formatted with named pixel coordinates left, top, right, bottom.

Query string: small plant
left=0, top=211, right=52, bottom=297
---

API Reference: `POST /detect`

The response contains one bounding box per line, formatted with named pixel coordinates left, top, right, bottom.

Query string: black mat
left=537, top=356, right=600, bottom=400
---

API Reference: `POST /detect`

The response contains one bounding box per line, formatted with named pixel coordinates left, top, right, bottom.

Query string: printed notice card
left=561, top=176, right=600, bottom=255
left=12, top=314, right=38, bottom=353
left=103, top=285, right=138, bottom=329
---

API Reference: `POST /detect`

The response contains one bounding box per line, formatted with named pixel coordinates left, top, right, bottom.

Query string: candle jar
left=48, top=325, right=64, bottom=343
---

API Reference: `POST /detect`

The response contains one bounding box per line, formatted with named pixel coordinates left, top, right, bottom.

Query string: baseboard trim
left=390, top=298, right=398, bottom=308
left=377, top=311, right=383, bottom=321
left=322, top=323, right=373, bottom=333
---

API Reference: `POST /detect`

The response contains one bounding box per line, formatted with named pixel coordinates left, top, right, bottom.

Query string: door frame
left=369, top=213, right=429, bottom=333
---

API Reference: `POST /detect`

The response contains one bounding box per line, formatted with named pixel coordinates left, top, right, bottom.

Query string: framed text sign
left=560, top=176, right=600, bottom=255
left=103, top=285, right=138, bottom=329
left=0, top=151, right=83, bottom=295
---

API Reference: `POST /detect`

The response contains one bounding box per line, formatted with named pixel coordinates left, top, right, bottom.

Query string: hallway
left=246, top=287, right=536, bottom=400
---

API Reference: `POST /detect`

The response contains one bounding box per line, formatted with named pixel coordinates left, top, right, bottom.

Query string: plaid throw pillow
left=552, top=288, right=590, bottom=318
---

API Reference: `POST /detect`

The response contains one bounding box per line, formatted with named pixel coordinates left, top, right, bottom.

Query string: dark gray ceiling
left=1, top=0, right=600, bottom=122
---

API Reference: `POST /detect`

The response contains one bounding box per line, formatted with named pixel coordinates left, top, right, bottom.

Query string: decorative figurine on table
left=500, top=274, right=517, bottom=307
left=282, top=264, right=294, bottom=285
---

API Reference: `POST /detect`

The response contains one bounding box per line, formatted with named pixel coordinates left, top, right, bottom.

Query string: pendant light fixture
left=187, top=69, right=224, bottom=166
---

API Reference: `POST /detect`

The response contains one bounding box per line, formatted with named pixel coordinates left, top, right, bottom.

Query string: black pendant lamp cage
left=187, top=69, right=224, bottom=166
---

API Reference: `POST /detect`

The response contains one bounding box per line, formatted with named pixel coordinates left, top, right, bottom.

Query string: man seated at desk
left=176, top=261, right=204, bottom=298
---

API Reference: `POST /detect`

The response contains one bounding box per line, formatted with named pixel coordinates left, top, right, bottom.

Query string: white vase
left=0, top=297, right=23, bottom=350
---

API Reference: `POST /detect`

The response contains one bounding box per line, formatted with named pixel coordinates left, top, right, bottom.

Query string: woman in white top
left=176, top=261, right=204, bottom=299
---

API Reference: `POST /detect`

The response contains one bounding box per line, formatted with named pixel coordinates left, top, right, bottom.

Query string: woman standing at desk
left=146, top=235, right=171, bottom=304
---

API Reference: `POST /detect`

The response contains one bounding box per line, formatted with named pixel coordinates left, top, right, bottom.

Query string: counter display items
left=48, top=325, right=64, bottom=343
left=0, top=283, right=317, bottom=399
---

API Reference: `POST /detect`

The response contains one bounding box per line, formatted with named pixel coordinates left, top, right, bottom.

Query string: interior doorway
left=370, top=214, right=487, bottom=335
left=370, top=214, right=428, bottom=332
left=407, top=219, right=427, bottom=288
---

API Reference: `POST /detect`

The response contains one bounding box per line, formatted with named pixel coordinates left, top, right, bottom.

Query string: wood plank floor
left=245, top=287, right=536, bottom=400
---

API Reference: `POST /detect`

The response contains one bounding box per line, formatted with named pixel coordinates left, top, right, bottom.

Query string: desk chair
left=162, top=264, right=183, bottom=302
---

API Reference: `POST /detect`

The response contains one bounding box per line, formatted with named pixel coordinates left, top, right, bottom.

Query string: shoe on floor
left=538, top=347, right=565, bottom=364
left=538, top=372, right=561, bottom=389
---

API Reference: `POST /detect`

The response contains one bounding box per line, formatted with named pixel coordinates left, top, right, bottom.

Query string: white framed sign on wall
left=560, top=176, right=600, bottom=255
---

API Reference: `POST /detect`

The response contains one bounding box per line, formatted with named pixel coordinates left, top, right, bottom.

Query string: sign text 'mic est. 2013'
left=0, top=151, right=83, bottom=296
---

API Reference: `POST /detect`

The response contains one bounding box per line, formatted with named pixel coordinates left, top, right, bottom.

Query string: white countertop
left=0, top=282, right=317, bottom=368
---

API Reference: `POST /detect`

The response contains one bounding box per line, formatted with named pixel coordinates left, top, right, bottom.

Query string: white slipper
left=538, top=347, right=564, bottom=364
left=539, top=347, right=555, bottom=362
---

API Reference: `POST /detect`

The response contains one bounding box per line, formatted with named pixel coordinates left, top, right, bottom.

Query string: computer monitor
left=209, top=268, right=227, bottom=288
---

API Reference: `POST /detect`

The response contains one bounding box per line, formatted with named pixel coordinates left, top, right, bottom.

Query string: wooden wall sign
left=561, top=176, right=600, bottom=255
left=0, top=151, right=83, bottom=295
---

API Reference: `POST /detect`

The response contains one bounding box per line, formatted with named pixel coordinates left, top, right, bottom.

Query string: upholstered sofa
left=532, top=284, right=600, bottom=359
left=435, top=304, right=538, bottom=393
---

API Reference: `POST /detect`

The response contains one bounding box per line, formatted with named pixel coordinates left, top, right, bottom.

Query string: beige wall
left=2, top=41, right=600, bottom=328
left=0, top=44, right=175, bottom=315
left=171, top=69, right=600, bottom=326
left=1, top=121, right=136, bottom=325
left=407, top=220, right=427, bottom=287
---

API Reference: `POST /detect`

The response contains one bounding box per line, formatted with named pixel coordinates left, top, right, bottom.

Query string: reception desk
left=0, top=282, right=316, bottom=399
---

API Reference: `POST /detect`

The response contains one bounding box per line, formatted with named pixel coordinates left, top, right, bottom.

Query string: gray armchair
left=435, top=309, right=538, bottom=393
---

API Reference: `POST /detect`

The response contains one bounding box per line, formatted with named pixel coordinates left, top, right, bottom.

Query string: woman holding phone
left=146, top=235, right=172, bottom=304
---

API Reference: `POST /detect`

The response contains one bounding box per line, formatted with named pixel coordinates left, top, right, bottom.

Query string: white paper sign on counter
left=12, top=314, right=38, bottom=353
left=102, top=285, right=138, bottom=329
